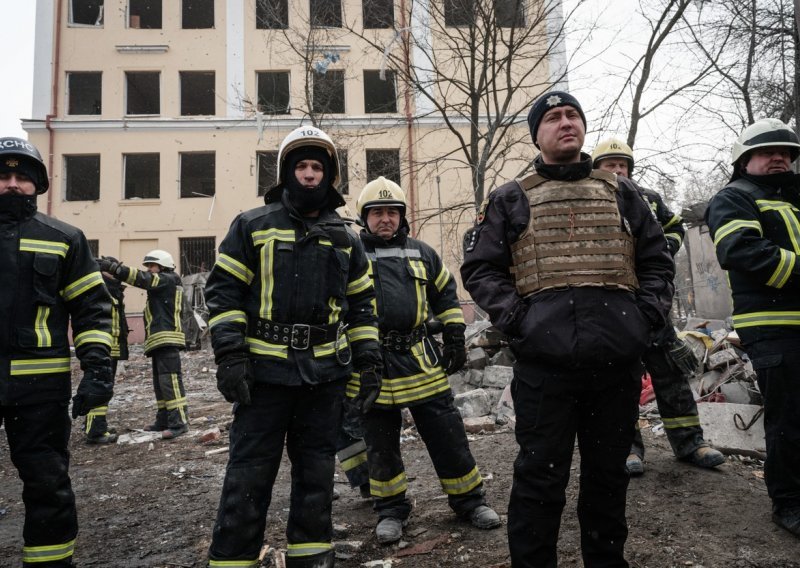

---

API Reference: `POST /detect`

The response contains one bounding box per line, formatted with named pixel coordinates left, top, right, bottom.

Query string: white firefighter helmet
left=355, top=177, right=407, bottom=224
left=276, top=126, right=341, bottom=188
left=592, top=137, right=634, bottom=175
left=142, top=249, right=176, bottom=270
left=731, top=118, right=800, bottom=164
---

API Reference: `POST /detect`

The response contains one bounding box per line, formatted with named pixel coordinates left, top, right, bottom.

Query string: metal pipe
left=46, top=0, right=64, bottom=216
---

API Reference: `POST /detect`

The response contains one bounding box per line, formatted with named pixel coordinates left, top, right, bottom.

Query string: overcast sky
left=0, top=1, right=36, bottom=138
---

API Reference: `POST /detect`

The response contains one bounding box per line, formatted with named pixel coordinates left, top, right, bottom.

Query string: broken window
left=70, top=0, right=104, bottom=26
left=256, top=0, right=288, bottom=29
left=179, top=236, right=216, bottom=274
left=257, top=72, right=290, bottom=114
left=126, top=71, right=160, bottom=115
left=496, top=0, right=525, bottom=27
left=363, top=0, right=393, bottom=28
left=182, top=0, right=214, bottom=29
left=257, top=151, right=279, bottom=196
left=366, top=149, right=401, bottom=185
left=124, top=153, right=160, bottom=199
left=180, top=72, right=215, bottom=116
left=312, top=69, right=345, bottom=114
left=129, top=0, right=162, bottom=29
left=180, top=152, right=216, bottom=198
left=64, top=155, right=101, bottom=201
left=338, top=150, right=349, bottom=195
left=67, top=72, right=102, bottom=115
left=311, top=0, right=342, bottom=28
left=444, top=0, right=474, bottom=26
left=363, top=70, right=397, bottom=113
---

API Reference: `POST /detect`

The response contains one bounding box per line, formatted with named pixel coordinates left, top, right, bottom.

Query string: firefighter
left=99, top=249, right=189, bottom=439
left=350, top=177, right=501, bottom=545
left=204, top=126, right=382, bottom=568
left=461, top=92, right=675, bottom=567
left=705, top=118, right=800, bottom=538
left=83, top=259, right=131, bottom=444
left=592, top=138, right=725, bottom=475
left=0, top=137, right=113, bottom=567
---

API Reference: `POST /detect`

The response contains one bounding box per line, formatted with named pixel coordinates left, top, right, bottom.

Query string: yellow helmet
left=592, top=137, right=634, bottom=175
left=731, top=118, right=800, bottom=164
left=355, top=177, right=407, bottom=224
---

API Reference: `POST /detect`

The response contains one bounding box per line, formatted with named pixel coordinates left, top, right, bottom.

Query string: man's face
left=744, top=147, right=793, bottom=176
left=145, top=263, right=161, bottom=274
left=537, top=106, right=585, bottom=164
left=0, top=171, right=37, bottom=196
left=366, top=206, right=401, bottom=239
left=596, top=157, right=629, bottom=177
left=294, top=159, right=324, bottom=188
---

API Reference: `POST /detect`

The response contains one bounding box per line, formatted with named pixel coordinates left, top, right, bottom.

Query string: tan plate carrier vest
left=509, top=170, right=639, bottom=296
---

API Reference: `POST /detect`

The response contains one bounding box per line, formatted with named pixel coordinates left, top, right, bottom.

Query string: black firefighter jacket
left=204, top=195, right=380, bottom=386
left=0, top=202, right=112, bottom=405
left=705, top=173, right=800, bottom=343
left=638, top=184, right=685, bottom=256
left=461, top=155, right=675, bottom=368
left=346, top=229, right=466, bottom=407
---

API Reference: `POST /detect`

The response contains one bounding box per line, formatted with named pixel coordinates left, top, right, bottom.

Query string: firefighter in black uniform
left=349, top=177, right=501, bottom=545
left=461, top=92, right=675, bottom=567
left=84, top=262, right=130, bottom=444
left=99, top=249, right=189, bottom=439
left=0, top=137, right=113, bottom=567
left=706, top=118, right=800, bottom=538
left=205, top=126, right=382, bottom=568
left=592, top=138, right=725, bottom=475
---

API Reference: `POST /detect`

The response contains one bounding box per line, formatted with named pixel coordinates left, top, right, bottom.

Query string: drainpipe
left=46, top=0, right=64, bottom=216
left=399, top=0, right=417, bottom=236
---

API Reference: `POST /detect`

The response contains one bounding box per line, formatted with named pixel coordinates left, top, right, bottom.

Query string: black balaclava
left=0, top=194, right=37, bottom=224
left=284, top=147, right=332, bottom=214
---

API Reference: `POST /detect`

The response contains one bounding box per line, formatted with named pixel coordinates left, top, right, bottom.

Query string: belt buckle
left=383, top=330, right=402, bottom=348
left=291, top=323, right=311, bottom=350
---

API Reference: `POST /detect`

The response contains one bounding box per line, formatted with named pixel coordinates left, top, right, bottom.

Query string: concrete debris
left=198, top=426, right=221, bottom=444
left=697, top=402, right=766, bottom=459
left=463, top=416, right=496, bottom=434
left=454, top=389, right=492, bottom=419
left=482, top=365, right=513, bottom=389
left=116, top=431, right=162, bottom=445
left=467, top=347, right=488, bottom=370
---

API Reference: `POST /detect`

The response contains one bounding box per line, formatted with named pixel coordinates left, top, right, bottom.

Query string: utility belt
left=381, top=326, right=428, bottom=352
left=250, top=318, right=342, bottom=351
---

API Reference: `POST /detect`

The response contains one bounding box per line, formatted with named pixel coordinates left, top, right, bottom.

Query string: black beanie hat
left=0, top=156, right=47, bottom=193
left=527, top=91, right=587, bottom=149
left=284, top=147, right=332, bottom=184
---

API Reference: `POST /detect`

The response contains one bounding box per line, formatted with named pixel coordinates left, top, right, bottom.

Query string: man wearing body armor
left=462, top=92, right=675, bottom=567
left=204, top=126, right=382, bottom=568
left=706, top=118, right=800, bottom=538
left=0, top=137, right=113, bottom=567
left=349, top=177, right=501, bottom=545
left=592, top=138, right=725, bottom=475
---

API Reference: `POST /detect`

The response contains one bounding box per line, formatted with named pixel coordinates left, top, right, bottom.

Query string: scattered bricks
left=697, top=402, right=766, bottom=459
left=454, top=388, right=492, bottom=418
left=198, top=426, right=221, bottom=444
left=482, top=365, right=513, bottom=389
left=468, top=347, right=488, bottom=370
left=707, top=347, right=739, bottom=370
left=463, top=416, right=496, bottom=434
left=465, top=368, right=484, bottom=388
left=489, top=348, right=515, bottom=367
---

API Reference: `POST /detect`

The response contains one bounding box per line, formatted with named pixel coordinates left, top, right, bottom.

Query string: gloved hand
left=668, top=337, right=700, bottom=377
left=440, top=324, right=467, bottom=375
left=216, top=350, right=253, bottom=405
left=98, top=256, right=122, bottom=276
left=353, top=366, right=382, bottom=414
left=72, top=365, right=114, bottom=419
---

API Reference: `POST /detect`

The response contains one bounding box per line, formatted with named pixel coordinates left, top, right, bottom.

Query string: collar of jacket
left=361, top=225, right=409, bottom=248
left=533, top=152, right=593, bottom=181
left=264, top=182, right=345, bottom=209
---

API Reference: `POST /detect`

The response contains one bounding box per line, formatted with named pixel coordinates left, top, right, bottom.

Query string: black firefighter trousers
left=1, top=401, right=77, bottom=567
left=208, top=379, right=346, bottom=566
left=508, top=360, right=641, bottom=568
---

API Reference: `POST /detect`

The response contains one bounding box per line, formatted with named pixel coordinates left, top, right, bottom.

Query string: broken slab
left=454, top=388, right=492, bottom=418
left=467, top=347, right=488, bottom=370
left=463, top=416, right=496, bottom=434
left=482, top=365, right=513, bottom=389
left=489, top=348, right=515, bottom=367
left=696, top=402, right=766, bottom=459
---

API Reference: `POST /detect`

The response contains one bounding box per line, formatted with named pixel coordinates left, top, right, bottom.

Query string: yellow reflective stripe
left=61, top=271, right=104, bottom=301
left=370, top=471, right=408, bottom=498
left=766, top=249, right=795, bottom=288
left=377, top=375, right=450, bottom=406
left=346, top=272, right=372, bottom=296
left=144, top=331, right=185, bottom=352
left=209, top=310, right=248, bottom=329
left=409, top=259, right=427, bottom=327
left=87, top=406, right=108, bottom=417
left=286, top=543, right=333, bottom=558
left=174, top=288, right=183, bottom=332
left=662, top=214, right=682, bottom=230
left=713, top=219, right=762, bottom=246
left=22, top=539, right=75, bottom=563
left=327, top=297, right=341, bottom=325
left=209, top=560, right=259, bottom=567
left=150, top=272, right=160, bottom=288
left=440, top=465, right=482, bottom=495
left=10, top=358, right=71, bottom=376
left=246, top=337, right=289, bottom=359
left=74, top=329, right=113, bottom=349
left=156, top=399, right=167, bottom=410
left=347, top=325, right=379, bottom=343
left=434, top=265, right=451, bottom=292
left=757, top=199, right=800, bottom=254
left=19, top=238, right=69, bottom=258
left=252, top=228, right=295, bottom=246
left=665, top=232, right=683, bottom=248
left=216, top=253, right=254, bottom=285
left=732, top=311, right=800, bottom=328
left=260, top=240, right=275, bottom=319
left=312, top=334, right=348, bottom=358
left=436, top=308, right=465, bottom=325
left=338, top=439, right=368, bottom=471
left=125, top=267, right=139, bottom=285
left=662, top=415, right=700, bottom=429
left=35, top=306, right=52, bottom=347
left=167, top=373, right=188, bottom=422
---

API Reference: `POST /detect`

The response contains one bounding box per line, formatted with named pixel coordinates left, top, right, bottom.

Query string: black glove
left=98, top=257, right=122, bottom=276
left=440, top=324, right=467, bottom=375
left=72, top=365, right=114, bottom=419
left=353, top=366, right=382, bottom=414
left=215, top=349, right=253, bottom=404
left=668, top=337, right=700, bottom=377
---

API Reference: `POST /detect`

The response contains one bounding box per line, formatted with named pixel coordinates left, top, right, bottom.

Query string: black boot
left=143, top=409, right=168, bottom=432
left=285, top=550, right=335, bottom=568
left=85, top=409, right=118, bottom=444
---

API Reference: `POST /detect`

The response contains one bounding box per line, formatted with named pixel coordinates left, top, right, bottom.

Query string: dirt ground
left=1, top=346, right=799, bottom=568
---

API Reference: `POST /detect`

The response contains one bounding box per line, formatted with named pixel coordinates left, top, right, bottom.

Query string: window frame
left=63, top=154, right=101, bottom=202
left=179, top=152, right=216, bottom=199
left=123, top=153, right=160, bottom=200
